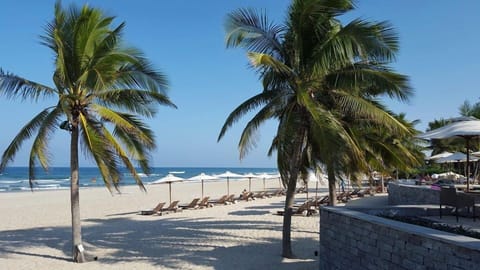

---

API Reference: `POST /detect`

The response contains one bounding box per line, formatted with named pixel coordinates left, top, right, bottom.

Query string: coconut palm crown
left=219, top=0, right=414, bottom=258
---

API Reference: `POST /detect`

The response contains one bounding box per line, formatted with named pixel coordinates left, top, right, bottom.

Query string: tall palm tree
left=0, top=2, right=174, bottom=262
left=219, top=0, right=413, bottom=258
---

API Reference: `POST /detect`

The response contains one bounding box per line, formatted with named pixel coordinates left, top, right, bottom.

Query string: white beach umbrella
left=434, top=152, right=478, bottom=163
left=426, top=151, right=453, bottom=161
left=418, top=118, right=480, bottom=190
left=188, top=173, right=219, bottom=198
left=216, top=171, right=243, bottom=195
left=150, top=174, right=184, bottom=204
left=243, top=173, right=261, bottom=192
left=257, top=173, right=278, bottom=192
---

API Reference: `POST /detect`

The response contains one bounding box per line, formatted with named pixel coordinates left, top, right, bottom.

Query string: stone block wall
left=388, top=182, right=439, bottom=205
left=319, top=207, right=480, bottom=270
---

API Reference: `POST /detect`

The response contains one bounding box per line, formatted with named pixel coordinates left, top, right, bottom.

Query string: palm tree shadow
left=0, top=214, right=318, bottom=269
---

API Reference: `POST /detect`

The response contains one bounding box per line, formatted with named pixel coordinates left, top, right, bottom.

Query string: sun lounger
left=198, top=196, right=213, bottom=208
left=269, top=189, right=285, bottom=197
left=239, top=191, right=255, bottom=201
left=158, top=200, right=182, bottom=215
left=180, top=198, right=200, bottom=210
left=139, top=202, right=166, bottom=215
left=357, top=187, right=373, bottom=197
left=254, top=191, right=269, bottom=199
left=348, top=188, right=361, bottom=198
left=295, top=186, right=306, bottom=193
left=210, top=195, right=229, bottom=205
left=277, top=201, right=317, bottom=217
left=226, top=194, right=237, bottom=204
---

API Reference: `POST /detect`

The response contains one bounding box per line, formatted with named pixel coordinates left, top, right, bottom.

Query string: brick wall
left=319, top=207, right=480, bottom=270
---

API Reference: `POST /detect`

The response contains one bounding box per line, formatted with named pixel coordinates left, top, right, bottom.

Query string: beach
left=0, top=178, right=320, bottom=269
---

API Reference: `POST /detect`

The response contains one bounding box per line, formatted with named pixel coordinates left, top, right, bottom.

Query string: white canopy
left=418, top=119, right=480, bottom=140
left=188, top=173, right=218, bottom=198
left=426, top=151, right=453, bottom=160
left=216, top=171, right=243, bottom=195
left=150, top=174, right=184, bottom=204
left=418, top=119, right=480, bottom=191
left=434, top=152, right=478, bottom=163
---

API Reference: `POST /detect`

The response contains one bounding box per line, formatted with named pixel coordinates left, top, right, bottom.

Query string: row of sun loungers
left=139, top=189, right=287, bottom=216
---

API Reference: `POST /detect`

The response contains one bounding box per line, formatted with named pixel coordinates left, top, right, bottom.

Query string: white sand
left=0, top=178, right=321, bottom=269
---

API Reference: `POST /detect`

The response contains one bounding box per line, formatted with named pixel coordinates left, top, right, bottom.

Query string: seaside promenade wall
left=319, top=207, right=480, bottom=270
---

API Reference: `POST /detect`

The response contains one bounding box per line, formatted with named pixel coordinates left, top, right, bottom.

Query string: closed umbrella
left=216, top=171, right=243, bottom=195
left=418, top=118, right=480, bottom=191
left=150, top=174, right=184, bottom=204
left=188, top=173, right=218, bottom=198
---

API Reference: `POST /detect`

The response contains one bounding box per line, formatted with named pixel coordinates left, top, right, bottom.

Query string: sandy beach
left=0, top=178, right=320, bottom=269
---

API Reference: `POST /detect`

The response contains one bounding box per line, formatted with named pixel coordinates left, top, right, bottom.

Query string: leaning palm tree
left=219, top=0, right=413, bottom=258
left=0, top=2, right=174, bottom=262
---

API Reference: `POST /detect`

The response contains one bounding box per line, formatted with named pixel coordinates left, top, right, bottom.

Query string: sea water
left=0, top=167, right=278, bottom=192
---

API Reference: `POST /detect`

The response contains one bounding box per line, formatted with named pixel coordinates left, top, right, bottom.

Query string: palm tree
left=0, top=2, right=174, bottom=262
left=219, top=0, right=413, bottom=258
left=354, top=113, right=423, bottom=188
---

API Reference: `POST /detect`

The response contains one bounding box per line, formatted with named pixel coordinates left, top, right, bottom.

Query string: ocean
left=0, top=167, right=279, bottom=192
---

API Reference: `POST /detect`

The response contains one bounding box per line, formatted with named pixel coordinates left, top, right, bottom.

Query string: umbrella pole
left=263, top=178, right=266, bottom=192
left=467, top=137, right=471, bottom=191
left=169, top=182, right=172, bottom=205
left=202, top=179, right=204, bottom=199
left=316, top=181, right=318, bottom=199
left=249, top=178, right=251, bottom=192
left=227, top=178, right=230, bottom=195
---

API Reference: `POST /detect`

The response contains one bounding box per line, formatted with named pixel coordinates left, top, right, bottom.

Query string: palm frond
left=0, top=69, right=57, bottom=101
left=0, top=107, right=56, bottom=171
left=218, top=90, right=278, bottom=141
left=92, top=104, right=155, bottom=146
left=79, top=113, right=120, bottom=192
left=247, top=52, right=293, bottom=76
left=238, top=100, right=279, bottom=159
left=95, top=89, right=175, bottom=117
left=225, top=7, right=285, bottom=57
left=27, top=107, right=63, bottom=187
left=101, top=126, right=146, bottom=191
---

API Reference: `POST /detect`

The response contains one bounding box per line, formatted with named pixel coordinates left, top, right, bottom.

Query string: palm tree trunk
left=282, top=172, right=299, bottom=258
left=70, top=125, right=85, bottom=263
left=281, top=131, right=304, bottom=258
left=327, top=164, right=337, bottom=206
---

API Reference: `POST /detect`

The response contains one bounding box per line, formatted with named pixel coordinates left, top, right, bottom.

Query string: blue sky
left=1, top=1, right=479, bottom=168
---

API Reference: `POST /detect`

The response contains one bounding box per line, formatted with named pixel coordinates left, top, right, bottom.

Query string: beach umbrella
left=257, top=173, right=277, bottom=192
left=216, top=171, right=243, bottom=195
left=418, top=118, right=480, bottom=191
left=426, top=151, right=453, bottom=161
left=188, top=173, right=218, bottom=198
left=434, top=152, right=478, bottom=163
left=243, top=173, right=261, bottom=192
left=150, top=174, right=184, bottom=204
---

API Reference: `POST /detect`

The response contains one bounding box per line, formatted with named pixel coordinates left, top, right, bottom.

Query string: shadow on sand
left=0, top=201, right=318, bottom=269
